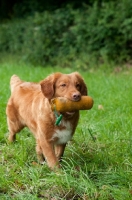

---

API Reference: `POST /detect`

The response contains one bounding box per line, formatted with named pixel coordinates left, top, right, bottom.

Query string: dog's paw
left=39, top=160, right=46, bottom=165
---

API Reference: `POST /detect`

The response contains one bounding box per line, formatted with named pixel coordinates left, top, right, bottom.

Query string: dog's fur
left=6, top=72, right=87, bottom=169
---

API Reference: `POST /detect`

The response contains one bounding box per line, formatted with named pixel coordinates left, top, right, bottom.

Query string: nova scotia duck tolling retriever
left=6, top=72, right=88, bottom=170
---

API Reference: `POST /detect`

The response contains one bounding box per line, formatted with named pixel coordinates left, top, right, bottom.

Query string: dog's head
left=40, top=72, right=87, bottom=101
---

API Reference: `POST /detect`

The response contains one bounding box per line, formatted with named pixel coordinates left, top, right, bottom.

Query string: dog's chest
left=53, top=121, right=73, bottom=144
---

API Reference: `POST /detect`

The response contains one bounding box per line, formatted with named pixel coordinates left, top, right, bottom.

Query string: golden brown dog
left=6, top=72, right=87, bottom=169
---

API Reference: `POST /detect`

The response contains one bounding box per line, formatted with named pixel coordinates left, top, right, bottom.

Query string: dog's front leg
left=38, top=138, right=60, bottom=170
left=55, top=144, right=66, bottom=161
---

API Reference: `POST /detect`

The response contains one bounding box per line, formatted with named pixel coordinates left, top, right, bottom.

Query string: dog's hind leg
left=6, top=103, right=24, bottom=142
left=7, top=118, right=24, bottom=142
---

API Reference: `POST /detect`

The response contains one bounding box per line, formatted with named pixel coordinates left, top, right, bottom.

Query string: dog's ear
left=40, top=73, right=62, bottom=99
left=80, top=80, right=88, bottom=96
left=74, top=72, right=88, bottom=96
left=40, top=77, right=54, bottom=99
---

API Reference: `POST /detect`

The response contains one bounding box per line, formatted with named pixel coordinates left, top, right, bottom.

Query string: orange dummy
left=51, top=96, right=94, bottom=112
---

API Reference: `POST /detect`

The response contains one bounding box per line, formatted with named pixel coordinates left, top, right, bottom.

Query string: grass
left=0, top=55, right=132, bottom=199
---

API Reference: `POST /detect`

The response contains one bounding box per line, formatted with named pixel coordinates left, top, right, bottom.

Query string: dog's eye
left=61, top=83, right=66, bottom=87
left=76, top=83, right=80, bottom=89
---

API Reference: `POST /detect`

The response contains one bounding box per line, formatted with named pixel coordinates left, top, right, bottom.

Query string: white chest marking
left=53, top=121, right=73, bottom=144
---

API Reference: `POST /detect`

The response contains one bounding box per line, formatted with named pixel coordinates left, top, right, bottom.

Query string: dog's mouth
left=62, top=97, right=80, bottom=117
left=61, top=111, right=76, bottom=118
left=66, top=111, right=75, bottom=115
left=51, top=96, right=79, bottom=118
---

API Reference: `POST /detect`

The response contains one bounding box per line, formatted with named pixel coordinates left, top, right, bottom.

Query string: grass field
left=0, top=56, right=132, bottom=199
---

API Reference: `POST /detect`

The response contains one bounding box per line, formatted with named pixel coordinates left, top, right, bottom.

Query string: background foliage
left=0, top=0, right=132, bottom=66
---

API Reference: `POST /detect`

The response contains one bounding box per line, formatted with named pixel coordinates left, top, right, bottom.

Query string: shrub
left=0, top=1, right=132, bottom=66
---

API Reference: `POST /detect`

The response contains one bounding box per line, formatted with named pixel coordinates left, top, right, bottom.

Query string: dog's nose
left=72, top=93, right=81, bottom=101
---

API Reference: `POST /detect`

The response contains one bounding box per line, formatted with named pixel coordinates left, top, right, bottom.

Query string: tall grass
left=0, top=56, right=132, bottom=199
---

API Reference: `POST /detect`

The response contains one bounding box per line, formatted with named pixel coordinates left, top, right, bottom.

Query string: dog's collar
left=50, top=99, right=63, bottom=126
left=52, top=104, right=63, bottom=126
left=55, top=112, right=63, bottom=126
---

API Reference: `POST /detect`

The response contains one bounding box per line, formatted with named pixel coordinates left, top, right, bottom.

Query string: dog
left=6, top=72, right=87, bottom=169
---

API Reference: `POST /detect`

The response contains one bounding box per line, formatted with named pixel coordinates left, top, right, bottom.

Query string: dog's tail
left=10, top=75, right=23, bottom=93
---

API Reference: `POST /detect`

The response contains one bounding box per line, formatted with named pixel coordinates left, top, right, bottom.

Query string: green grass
left=0, top=56, right=132, bottom=199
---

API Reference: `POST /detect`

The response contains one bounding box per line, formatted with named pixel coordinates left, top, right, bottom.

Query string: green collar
left=53, top=105, right=63, bottom=126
